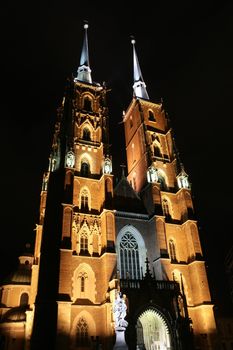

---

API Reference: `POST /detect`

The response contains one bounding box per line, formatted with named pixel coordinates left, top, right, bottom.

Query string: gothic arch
left=168, top=238, right=178, bottom=262
left=79, top=186, right=91, bottom=211
left=81, top=92, right=94, bottom=112
left=157, top=168, right=168, bottom=190
left=82, top=124, right=92, bottom=141
left=79, top=153, right=92, bottom=172
left=72, top=263, right=96, bottom=302
left=136, top=308, right=171, bottom=350
left=70, top=310, right=96, bottom=349
left=116, top=225, right=146, bottom=279
left=152, top=140, right=162, bottom=158
left=148, top=109, right=156, bottom=122
left=19, top=292, right=29, bottom=306
left=161, top=196, right=172, bottom=218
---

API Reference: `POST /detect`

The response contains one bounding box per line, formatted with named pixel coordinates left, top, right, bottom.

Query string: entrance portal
left=136, top=309, right=171, bottom=350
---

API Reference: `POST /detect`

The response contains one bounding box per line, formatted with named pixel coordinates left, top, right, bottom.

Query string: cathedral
left=0, top=24, right=218, bottom=350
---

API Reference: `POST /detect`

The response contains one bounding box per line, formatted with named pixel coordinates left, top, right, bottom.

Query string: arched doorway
left=136, top=309, right=171, bottom=350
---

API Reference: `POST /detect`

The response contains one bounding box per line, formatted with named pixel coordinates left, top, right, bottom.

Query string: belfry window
left=81, top=161, right=90, bottom=177
left=76, top=317, right=89, bottom=346
left=83, top=127, right=91, bottom=141
left=83, top=97, right=92, bottom=111
left=120, top=232, right=140, bottom=279
left=153, top=145, right=162, bottom=158
left=169, top=239, right=177, bottom=261
left=148, top=110, right=156, bottom=122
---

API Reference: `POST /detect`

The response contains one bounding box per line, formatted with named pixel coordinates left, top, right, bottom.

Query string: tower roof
left=75, top=22, right=92, bottom=84
left=114, top=175, right=147, bottom=214
left=131, top=37, right=149, bottom=100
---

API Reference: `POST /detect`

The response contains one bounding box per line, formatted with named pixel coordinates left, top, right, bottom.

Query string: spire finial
left=131, top=35, right=149, bottom=100
left=75, top=21, right=92, bottom=84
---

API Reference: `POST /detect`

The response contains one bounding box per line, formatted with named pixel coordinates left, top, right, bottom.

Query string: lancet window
left=162, top=198, right=170, bottom=218
left=80, top=231, right=88, bottom=252
left=81, top=160, right=90, bottom=177
left=83, top=96, right=92, bottom=111
left=119, top=232, right=140, bottom=279
left=148, top=110, right=156, bottom=122
left=76, top=317, right=89, bottom=346
left=169, top=239, right=177, bottom=261
left=80, top=189, right=89, bottom=212
left=82, top=127, right=91, bottom=141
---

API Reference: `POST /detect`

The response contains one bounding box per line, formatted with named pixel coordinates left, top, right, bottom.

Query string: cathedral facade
left=0, top=25, right=218, bottom=350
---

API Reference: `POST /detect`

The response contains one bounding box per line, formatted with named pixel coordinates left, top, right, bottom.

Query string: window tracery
left=119, top=232, right=140, bottom=279
left=162, top=198, right=170, bottom=216
left=76, top=317, right=89, bottom=346
left=80, top=188, right=90, bottom=212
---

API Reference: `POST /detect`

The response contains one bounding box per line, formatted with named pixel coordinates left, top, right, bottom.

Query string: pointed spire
left=131, top=37, right=149, bottom=100
left=75, top=22, right=92, bottom=84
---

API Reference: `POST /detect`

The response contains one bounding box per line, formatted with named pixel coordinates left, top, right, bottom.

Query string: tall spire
left=75, top=22, right=92, bottom=84
left=131, top=37, right=149, bottom=100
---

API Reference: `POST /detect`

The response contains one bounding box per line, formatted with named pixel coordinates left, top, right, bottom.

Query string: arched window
left=80, top=232, right=88, bottom=252
left=169, top=239, right=177, bottom=261
left=153, top=145, right=162, bottom=157
left=148, top=110, right=156, bottom=122
left=80, top=189, right=89, bottom=212
left=83, top=127, right=91, bottom=141
left=162, top=198, right=170, bottom=218
left=120, top=232, right=140, bottom=279
left=158, top=172, right=167, bottom=191
left=20, top=293, right=29, bottom=306
left=78, top=272, right=88, bottom=294
left=76, top=317, right=89, bottom=346
left=83, top=97, right=92, bottom=111
left=136, top=309, right=171, bottom=350
left=81, top=276, right=85, bottom=292
left=81, top=161, right=90, bottom=177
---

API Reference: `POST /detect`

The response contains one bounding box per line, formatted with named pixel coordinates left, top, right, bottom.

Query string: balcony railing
left=120, top=278, right=179, bottom=291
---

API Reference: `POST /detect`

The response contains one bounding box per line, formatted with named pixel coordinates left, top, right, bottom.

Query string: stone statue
left=113, top=291, right=128, bottom=349
left=113, top=292, right=128, bottom=329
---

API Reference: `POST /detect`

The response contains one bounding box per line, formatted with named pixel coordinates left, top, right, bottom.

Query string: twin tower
left=0, top=24, right=218, bottom=350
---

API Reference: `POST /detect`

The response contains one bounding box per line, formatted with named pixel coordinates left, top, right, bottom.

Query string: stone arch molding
left=70, top=310, right=96, bottom=349
left=72, top=263, right=96, bottom=303
left=136, top=308, right=171, bottom=350
left=116, top=225, right=147, bottom=278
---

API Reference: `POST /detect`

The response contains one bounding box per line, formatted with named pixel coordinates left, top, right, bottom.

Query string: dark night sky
left=0, top=1, right=233, bottom=314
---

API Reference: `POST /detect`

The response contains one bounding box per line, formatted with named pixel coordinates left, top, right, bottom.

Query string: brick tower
left=0, top=25, right=218, bottom=350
